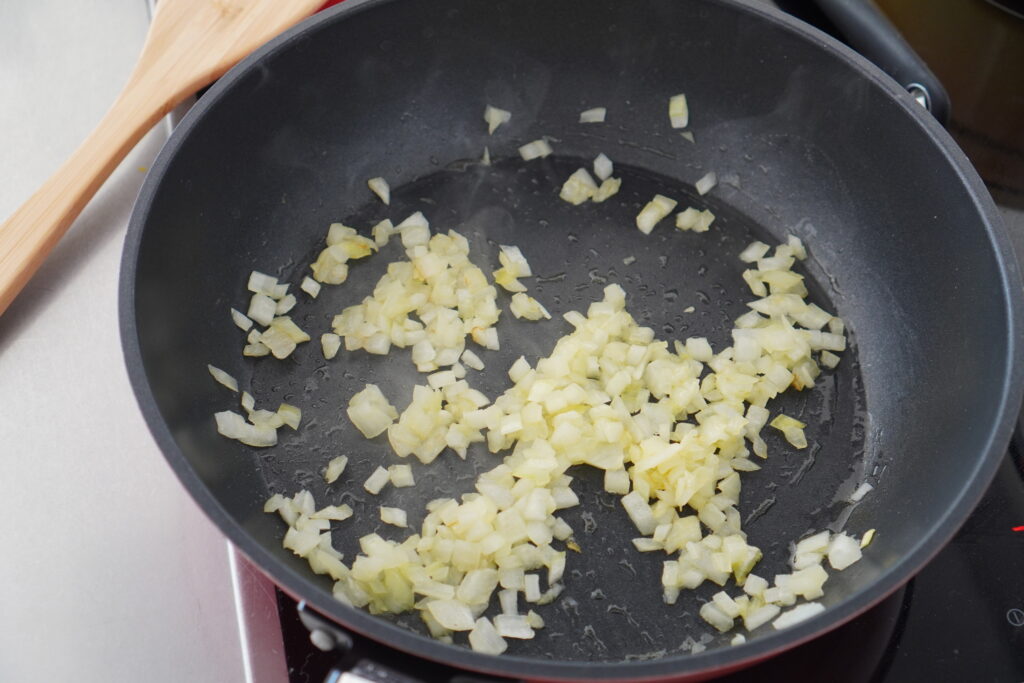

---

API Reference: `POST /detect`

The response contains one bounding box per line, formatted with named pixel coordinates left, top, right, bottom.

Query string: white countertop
left=0, top=2, right=245, bottom=681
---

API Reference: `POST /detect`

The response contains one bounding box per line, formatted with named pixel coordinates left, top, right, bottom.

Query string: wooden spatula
left=0, top=0, right=325, bottom=314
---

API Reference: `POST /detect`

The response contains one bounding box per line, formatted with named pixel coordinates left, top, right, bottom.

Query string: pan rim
left=118, top=0, right=1024, bottom=679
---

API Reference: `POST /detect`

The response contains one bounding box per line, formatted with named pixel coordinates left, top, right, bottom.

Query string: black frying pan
left=119, top=0, right=1024, bottom=680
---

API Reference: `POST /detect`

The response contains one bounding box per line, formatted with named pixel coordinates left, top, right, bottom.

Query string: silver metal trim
left=906, top=82, right=931, bottom=112
left=228, top=544, right=291, bottom=683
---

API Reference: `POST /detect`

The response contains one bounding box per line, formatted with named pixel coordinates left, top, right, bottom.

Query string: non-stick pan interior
left=122, top=0, right=1019, bottom=677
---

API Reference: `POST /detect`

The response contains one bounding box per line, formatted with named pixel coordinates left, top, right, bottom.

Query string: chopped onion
left=559, top=168, right=598, bottom=205
left=247, top=293, right=277, bottom=327
left=364, top=466, right=390, bottom=495
left=579, top=107, right=607, bottom=123
left=231, top=308, right=253, bottom=331
left=461, top=349, right=485, bottom=371
left=389, top=464, right=415, bottom=487
left=494, top=614, right=535, bottom=639
left=827, top=532, right=862, bottom=570
left=215, top=410, right=277, bottom=447
left=669, top=93, right=689, bottom=129
left=469, top=617, right=507, bottom=654
left=861, top=529, right=876, bottom=548
left=368, top=176, right=390, bottom=205
left=380, top=506, right=408, bottom=528
left=509, top=293, right=551, bottom=321
left=518, top=139, right=552, bottom=161
left=300, top=277, right=321, bottom=298
left=593, top=177, right=622, bottom=202
left=207, top=365, right=238, bottom=392
left=593, top=153, right=613, bottom=181
left=371, top=219, right=394, bottom=247
left=695, top=171, right=717, bottom=196
left=311, top=504, right=353, bottom=521
left=636, top=194, right=678, bottom=234
left=427, top=599, right=476, bottom=631
left=277, top=403, right=301, bottom=430
left=681, top=131, right=695, bottom=143
left=323, top=455, right=348, bottom=484
left=348, top=384, right=399, bottom=438
left=484, top=105, right=511, bottom=135
left=321, top=333, right=341, bottom=360
left=772, top=602, right=825, bottom=630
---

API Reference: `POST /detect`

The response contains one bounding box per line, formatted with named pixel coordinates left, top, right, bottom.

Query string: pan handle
left=777, top=0, right=951, bottom=125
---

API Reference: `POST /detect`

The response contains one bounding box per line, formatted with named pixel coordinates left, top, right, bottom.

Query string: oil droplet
left=695, top=290, right=710, bottom=305
left=662, top=323, right=675, bottom=335
left=663, top=289, right=678, bottom=303
left=658, top=255, right=668, bottom=268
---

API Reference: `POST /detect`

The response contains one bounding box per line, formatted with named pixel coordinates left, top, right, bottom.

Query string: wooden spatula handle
left=0, top=85, right=167, bottom=313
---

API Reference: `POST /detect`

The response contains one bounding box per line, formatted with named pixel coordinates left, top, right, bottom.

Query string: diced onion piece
left=739, top=241, right=771, bottom=263
left=494, top=614, right=535, bottom=639
left=621, top=491, right=657, bottom=535
left=636, top=194, right=678, bottom=234
left=469, top=617, right=507, bottom=654
left=743, top=603, right=781, bottom=631
left=675, top=207, right=700, bottom=231
left=277, top=403, right=301, bottom=430
left=861, top=529, right=876, bottom=548
left=323, top=455, right=348, bottom=484
left=498, top=245, right=532, bottom=278
left=669, top=93, right=689, bottom=129
left=231, top=308, right=253, bottom=331
left=510, top=293, right=551, bottom=321
left=770, top=414, right=808, bottom=449
left=676, top=208, right=715, bottom=233
left=347, top=384, right=399, bottom=438
left=248, top=271, right=285, bottom=298
left=772, top=602, right=825, bottom=630
left=731, top=634, right=746, bottom=646
left=427, top=599, right=476, bottom=631
left=559, top=168, right=598, bottom=205
left=380, top=506, right=408, bottom=527
left=604, top=469, right=630, bottom=495
left=311, top=504, right=353, bottom=521
left=300, top=277, right=321, bottom=298
left=389, top=464, right=415, bottom=487
left=681, top=131, right=695, bottom=143
left=241, top=391, right=255, bottom=412
left=695, top=171, right=718, bottom=196
left=827, top=532, right=863, bottom=570
left=593, top=177, right=621, bottom=203
left=579, top=107, right=607, bottom=123
left=484, top=105, right=512, bottom=135
left=699, top=601, right=734, bottom=632
left=275, top=294, right=297, bottom=315
left=215, top=411, right=277, bottom=447
left=247, top=293, right=277, bottom=327
left=321, top=333, right=341, bottom=360
left=518, top=139, right=552, bottom=161
left=593, top=153, right=613, bottom=181
left=371, top=219, right=395, bottom=247
left=208, top=365, right=238, bottom=392
left=461, top=349, right=485, bottom=371
left=368, top=176, right=390, bottom=205
left=820, top=350, right=841, bottom=369
left=364, top=466, right=390, bottom=495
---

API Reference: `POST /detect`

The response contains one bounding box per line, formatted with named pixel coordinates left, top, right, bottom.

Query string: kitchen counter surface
left=0, top=2, right=244, bottom=681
